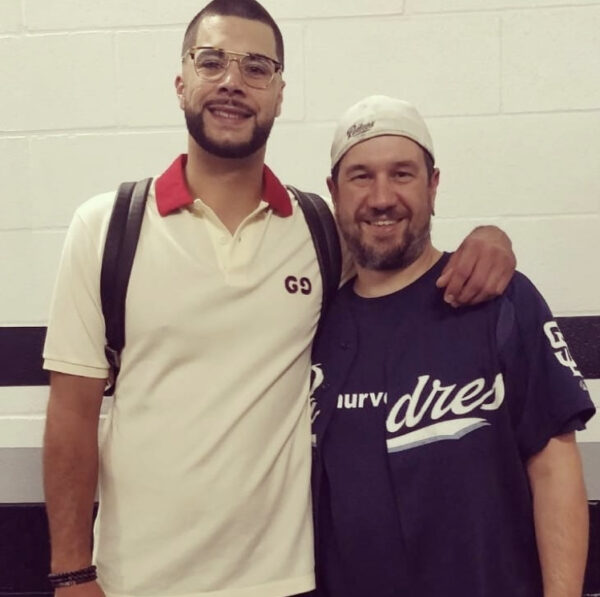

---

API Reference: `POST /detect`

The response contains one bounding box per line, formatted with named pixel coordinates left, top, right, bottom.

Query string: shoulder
left=68, top=179, right=155, bottom=243
left=502, top=271, right=550, bottom=314
left=495, top=270, right=550, bottom=339
left=506, top=270, right=542, bottom=298
left=62, top=190, right=118, bottom=245
left=53, top=191, right=119, bottom=257
left=73, top=190, right=118, bottom=225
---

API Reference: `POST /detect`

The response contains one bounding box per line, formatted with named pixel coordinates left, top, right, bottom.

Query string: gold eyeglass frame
left=183, top=46, right=283, bottom=89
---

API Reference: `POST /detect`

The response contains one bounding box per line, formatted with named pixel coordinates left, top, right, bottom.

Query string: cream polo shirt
left=43, top=155, right=325, bottom=597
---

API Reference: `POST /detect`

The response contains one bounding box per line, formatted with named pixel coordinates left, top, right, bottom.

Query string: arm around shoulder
left=43, top=372, right=106, bottom=576
left=436, top=225, right=516, bottom=306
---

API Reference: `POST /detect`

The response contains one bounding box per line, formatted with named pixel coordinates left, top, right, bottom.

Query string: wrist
left=48, top=565, right=97, bottom=589
left=51, top=550, right=93, bottom=574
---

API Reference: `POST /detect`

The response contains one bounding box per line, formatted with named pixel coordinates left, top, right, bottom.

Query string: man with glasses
left=42, top=2, right=516, bottom=597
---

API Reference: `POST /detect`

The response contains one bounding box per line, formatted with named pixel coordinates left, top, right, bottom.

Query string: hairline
left=331, top=145, right=436, bottom=185
left=182, top=7, right=284, bottom=69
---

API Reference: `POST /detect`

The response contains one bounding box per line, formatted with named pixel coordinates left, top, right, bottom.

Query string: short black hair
left=330, top=146, right=435, bottom=186
left=182, top=0, right=284, bottom=70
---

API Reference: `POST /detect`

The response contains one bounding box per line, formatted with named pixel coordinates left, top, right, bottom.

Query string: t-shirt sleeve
left=496, top=273, right=595, bottom=460
left=43, top=200, right=111, bottom=379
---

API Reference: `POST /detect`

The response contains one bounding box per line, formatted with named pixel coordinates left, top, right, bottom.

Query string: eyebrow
left=344, top=164, right=368, bottom=174
left=193, top=46, right=222, bottom=53
left=194, top=46, right=274, bottom=62
left=388, top=160, right=419, bottom=169
left=344, top=160, right=419, bottom=173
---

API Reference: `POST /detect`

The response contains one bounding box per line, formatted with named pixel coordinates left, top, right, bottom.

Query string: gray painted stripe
left=581, top=443, right=600, bottom=501
left=0, top=448, right=44, bottom=503
left=2, top=444, right=600, bottom=503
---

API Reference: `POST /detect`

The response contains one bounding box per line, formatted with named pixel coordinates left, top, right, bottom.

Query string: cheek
left=259, top=99, right=278, bottom=120
left=186, top=79, right=217, bottom=106
left=409, top=198, right=433, bottom=227
left=258, top=88, right=283, bottom=117
left=335, top=197, right=361, bottom=225
left=271, top=90, right=283, bottom=117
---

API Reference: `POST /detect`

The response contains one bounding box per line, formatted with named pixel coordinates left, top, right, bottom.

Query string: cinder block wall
left=0, top=0, right=599, bottom=591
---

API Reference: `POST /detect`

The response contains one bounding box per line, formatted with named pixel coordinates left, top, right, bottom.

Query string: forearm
left=528, top=435, right=589, bottom=597
left=43, top=374, right=104, bottom=572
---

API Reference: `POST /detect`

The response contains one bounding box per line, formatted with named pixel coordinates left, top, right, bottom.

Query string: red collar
left=154, top=154, right=292, bottom=217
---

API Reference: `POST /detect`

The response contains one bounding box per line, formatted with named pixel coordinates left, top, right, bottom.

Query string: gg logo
left=285, top=276, right=312, bottom=295
left=543, top=321, right=582, bottom=378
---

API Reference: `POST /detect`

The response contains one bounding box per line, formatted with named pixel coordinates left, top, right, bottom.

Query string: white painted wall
left=1, top=0, right=599, bottom=491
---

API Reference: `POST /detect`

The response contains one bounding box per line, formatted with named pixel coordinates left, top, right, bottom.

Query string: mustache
left=358, top=206, right=409, bottom=221
left=204, top=98, right=255, bottom=115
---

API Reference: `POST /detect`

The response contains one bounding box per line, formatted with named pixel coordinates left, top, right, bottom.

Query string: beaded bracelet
left=48, top=565, right=97, bottom=589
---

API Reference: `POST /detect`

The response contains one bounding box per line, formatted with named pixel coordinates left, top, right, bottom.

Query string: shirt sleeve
left=43, top=195, right=114, bottom=379
left=496, top=272, right=595, bottom=460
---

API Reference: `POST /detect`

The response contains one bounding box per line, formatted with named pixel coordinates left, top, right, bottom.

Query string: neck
left=185, top=140, right=266, bottom=234
left=353, top=244, right=443, bottom=298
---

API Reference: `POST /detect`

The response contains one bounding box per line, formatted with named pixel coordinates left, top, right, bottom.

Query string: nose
left=367, top=175, right=396, bottom=210
left=218, top=58, right=245, bottom=92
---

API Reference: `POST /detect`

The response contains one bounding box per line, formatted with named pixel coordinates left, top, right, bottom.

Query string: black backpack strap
left=287, top=185, right=342, bottom=315
left=100, top=177, right=152, bottom=395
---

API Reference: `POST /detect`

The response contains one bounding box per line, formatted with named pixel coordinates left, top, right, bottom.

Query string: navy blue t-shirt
left=310, top=253, right=595, bottom=597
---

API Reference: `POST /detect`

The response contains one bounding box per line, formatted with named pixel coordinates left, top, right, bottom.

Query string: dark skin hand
left=436, top=225, right=516, bottom=307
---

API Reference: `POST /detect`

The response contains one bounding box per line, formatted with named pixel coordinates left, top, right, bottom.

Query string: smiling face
left=329, top=135, right=439, bottom=271
left=176, top=15, right=285, bottom=159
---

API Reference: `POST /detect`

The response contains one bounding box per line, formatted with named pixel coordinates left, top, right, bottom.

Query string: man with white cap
left=309, top=95, right=595, bottom=597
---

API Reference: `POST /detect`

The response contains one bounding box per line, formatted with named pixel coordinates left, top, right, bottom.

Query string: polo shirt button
left=219, top=237, right=228, bottom=245
left=340, top=341, right=350, bottom=350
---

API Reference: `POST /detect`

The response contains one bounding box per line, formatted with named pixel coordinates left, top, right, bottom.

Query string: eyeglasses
left=184, top=46, right=282, bottom=90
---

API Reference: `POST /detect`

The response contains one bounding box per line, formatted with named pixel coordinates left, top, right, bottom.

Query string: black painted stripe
left=0, top=503, right=51, bottom=593
left=0, top=328, right=48, bottom=387
left=0, top=317, right=598, bottom=387
left=0, top=503, right=93, bottom=594
left=0, top=502, right=598, bottom=592
left=556, top=316, right=600, bottom=381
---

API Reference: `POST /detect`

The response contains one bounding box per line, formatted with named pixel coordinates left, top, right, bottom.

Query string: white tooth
left=213, top=109, right=243, bottom=119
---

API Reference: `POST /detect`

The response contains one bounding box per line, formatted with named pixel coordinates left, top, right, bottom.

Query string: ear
left=326, top=176, right=338, bottom=207
left=274, top=79, right=285, bottom=118
left=429, top=168, right=440, bottom=215
left=175, top=75, right=185, bottom=110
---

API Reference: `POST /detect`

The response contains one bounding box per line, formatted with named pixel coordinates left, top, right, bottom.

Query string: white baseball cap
left=330, top=95, right=434, bottom=170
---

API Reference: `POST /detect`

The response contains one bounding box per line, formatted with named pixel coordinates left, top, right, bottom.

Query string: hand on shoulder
left=436, top=225, right=516, bottom=307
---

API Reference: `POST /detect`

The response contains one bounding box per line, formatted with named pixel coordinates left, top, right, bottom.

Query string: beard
left=184, top=105, right=274, bottom=159
left=340, top=212, right=431, bottom=271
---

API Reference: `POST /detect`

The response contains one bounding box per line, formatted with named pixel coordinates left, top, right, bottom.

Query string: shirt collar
left=154, top=154, right=292, bottom=217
